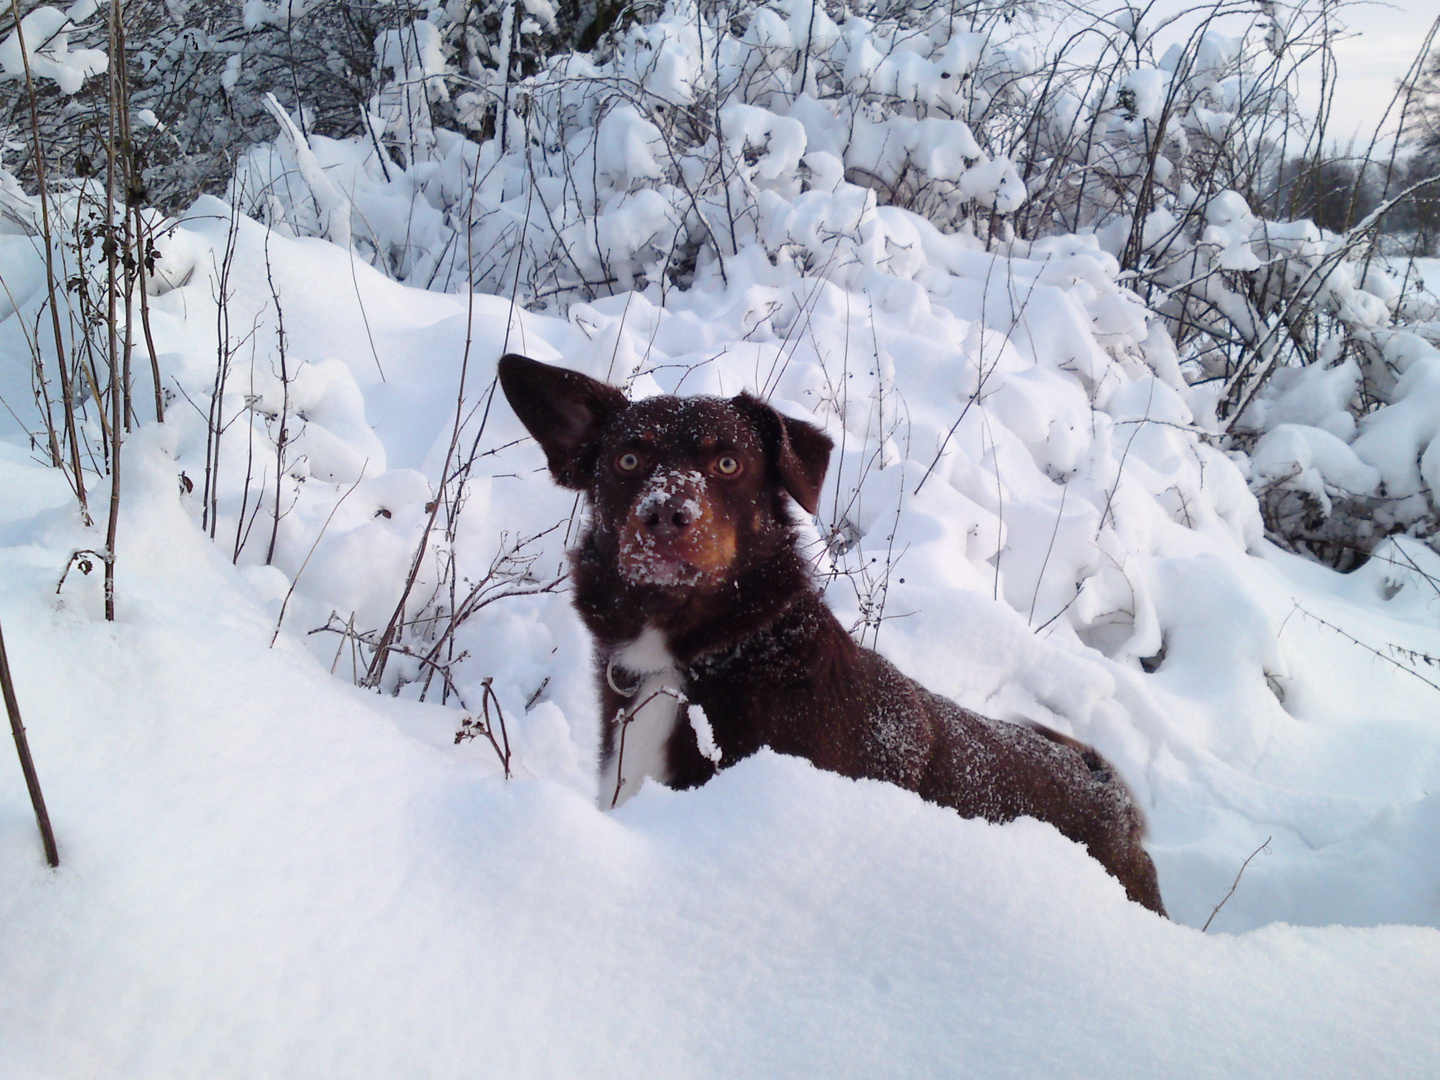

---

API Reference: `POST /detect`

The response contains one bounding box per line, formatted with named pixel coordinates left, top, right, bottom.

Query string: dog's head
left=498, top=354, right=832, bottom=590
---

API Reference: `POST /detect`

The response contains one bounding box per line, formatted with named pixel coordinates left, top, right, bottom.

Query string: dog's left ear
left=731, top=394, right=833, bottom=516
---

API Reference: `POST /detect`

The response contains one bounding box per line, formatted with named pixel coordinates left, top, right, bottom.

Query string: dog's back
left=680, top=585, right=1166, bottom=914
left=499, top=353, right=1166, bottom=916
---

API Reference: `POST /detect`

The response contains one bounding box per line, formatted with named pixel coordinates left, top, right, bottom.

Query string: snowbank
left=2, top=437, right=1437, bottom=1076
left=3, top=193, right=1440, bottom=1072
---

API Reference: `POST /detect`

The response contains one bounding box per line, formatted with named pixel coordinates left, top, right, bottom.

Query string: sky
left=1133, top=0, right=1436, bottom=149
left=1322, top=1, right=1434, bottom=144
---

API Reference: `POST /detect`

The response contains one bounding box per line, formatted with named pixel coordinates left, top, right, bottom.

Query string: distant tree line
left=1266, top=42, right=1440, bottom=254
left=1267, top=154, right=1438, bottom=255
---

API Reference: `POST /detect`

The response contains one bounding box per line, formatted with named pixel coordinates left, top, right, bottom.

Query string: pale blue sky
left=1321, top=0, right=1431, bottom=144
left=1104, top=1, right=1433, bottom=147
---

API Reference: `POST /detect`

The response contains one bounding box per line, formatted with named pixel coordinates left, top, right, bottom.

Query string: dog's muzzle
left=618, top=469, right=735, bottom=586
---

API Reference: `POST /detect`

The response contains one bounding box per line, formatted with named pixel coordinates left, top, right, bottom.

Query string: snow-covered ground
left=1407, top=257, right=1440, bottom=295
left=3, top=199, right=1440, bottom=1075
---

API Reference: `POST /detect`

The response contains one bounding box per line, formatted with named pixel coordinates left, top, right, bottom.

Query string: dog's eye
left=615, top=452, right=641, bottom=473
left=714, top=455, right=741, bottom=476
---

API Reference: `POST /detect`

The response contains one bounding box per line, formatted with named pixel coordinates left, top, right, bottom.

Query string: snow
left=1251, top=423, right=1381, bottom=513
left=260, top=95, right=354, bottom=251
left=0, top=3, right=106, bottom=96
left=3, top=74, right=1440, bottom=1076
left=1, top=480, right=1438, bottom=1075
left=689, top=703, right=723, bottom=763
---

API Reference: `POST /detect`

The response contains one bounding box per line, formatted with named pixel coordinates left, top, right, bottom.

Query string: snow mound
left=1, top=183, right=1439, bottom=1071
left=1, top=447, right=1438, bottom=1074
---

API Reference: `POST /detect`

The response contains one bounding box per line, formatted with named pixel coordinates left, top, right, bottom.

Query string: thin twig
left=1291, top=601, right=1440, bottom=696
left=1202, top=836, right=1270, bottom=932
left=1, top=613, right=59, bottom=867
left=271, top=468, right=367, bottom=646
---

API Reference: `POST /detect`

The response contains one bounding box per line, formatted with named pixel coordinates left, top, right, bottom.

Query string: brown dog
left=499, top=353, right=1166, bottom=915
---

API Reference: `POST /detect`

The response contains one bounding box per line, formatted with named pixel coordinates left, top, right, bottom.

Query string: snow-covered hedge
left=230, top=0, right=1036, bottom=304
left=208, top=0, right=1440, bottom=561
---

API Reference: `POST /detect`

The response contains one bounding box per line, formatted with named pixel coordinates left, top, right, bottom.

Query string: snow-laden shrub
left=1002, top=7, right=1405, bottom=420
left=0, top=0, right=486, bottom=212
left=0, top=0, right=106, bottom=94
left=219, top=0, right=1440, bottom=571
left=230, top=0, right=1033, bottom=303
left=976, top=3, right=1440, bottom=564
left=9, top=0, right=1440, bottom=577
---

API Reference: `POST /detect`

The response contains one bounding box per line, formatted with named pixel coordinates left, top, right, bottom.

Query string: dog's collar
left=605, top=655, right=642, bottom=698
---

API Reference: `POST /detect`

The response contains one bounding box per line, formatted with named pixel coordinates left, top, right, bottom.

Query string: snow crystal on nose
left=620, top=468, right=710, bottom=586
left=636, top=469, right=705, bottom=520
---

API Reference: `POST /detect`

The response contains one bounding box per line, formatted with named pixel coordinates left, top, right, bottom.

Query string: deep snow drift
left=2, top=200, right=1440, bottom=1075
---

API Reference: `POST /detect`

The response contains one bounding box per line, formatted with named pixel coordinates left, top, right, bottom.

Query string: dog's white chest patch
left=601, top=627, right=683, bottom=810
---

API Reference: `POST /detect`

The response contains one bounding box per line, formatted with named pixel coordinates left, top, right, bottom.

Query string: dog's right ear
left=730, top=393, right=833, bottom=516
left=498, top=354, right=629, bottom=489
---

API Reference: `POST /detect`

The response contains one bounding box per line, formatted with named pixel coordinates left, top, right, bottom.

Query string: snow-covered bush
left=938, top=0, right=1440, bottom=564
left=5, top=0, right=1439, bottom=611
left=0, top=0, right=478, bottom=211
left=227, top=1, right=1434, bottom=568
left=10, top=0, right=1440, bottom=636
left=230, top=0, right=1040, bottom=304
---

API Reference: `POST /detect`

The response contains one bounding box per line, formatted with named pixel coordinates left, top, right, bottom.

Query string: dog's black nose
left=644, top=493, right=695, bottom=541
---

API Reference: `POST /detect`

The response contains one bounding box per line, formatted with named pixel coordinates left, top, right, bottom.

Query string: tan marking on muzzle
left=617, top=471, right=738, bottom=586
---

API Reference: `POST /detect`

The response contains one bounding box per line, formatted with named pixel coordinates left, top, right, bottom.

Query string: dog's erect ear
left=498, top=354, right=629, bottom=489
left=731, top=393, right=833, bottom=516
